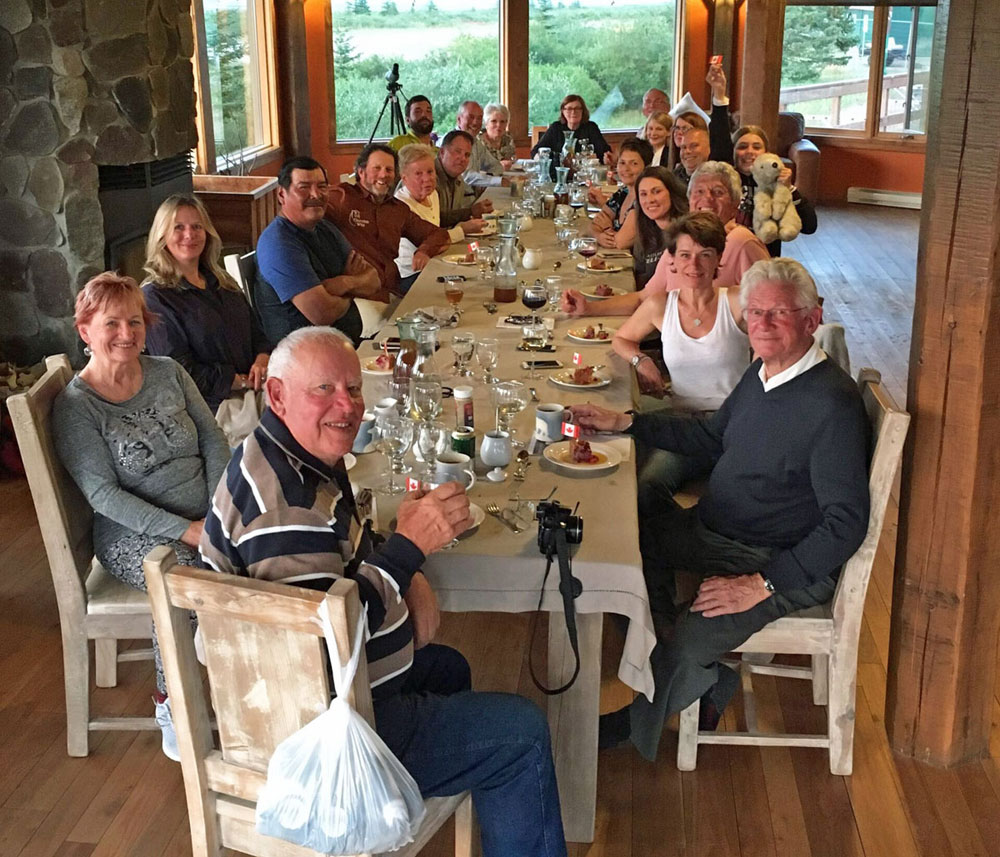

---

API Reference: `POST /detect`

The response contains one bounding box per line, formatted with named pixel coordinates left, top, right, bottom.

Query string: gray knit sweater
left=53, top=355, right=230, bottom=556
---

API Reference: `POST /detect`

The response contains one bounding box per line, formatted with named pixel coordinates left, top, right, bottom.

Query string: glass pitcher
left=493, top=234, right=519, bottom=303
left=411, top=321, right=443, bottom=382
left=553, top=166, right=571, bottom=206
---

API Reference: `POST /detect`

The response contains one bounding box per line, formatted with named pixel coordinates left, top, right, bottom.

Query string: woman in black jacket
left=141, top=194, right=271, bottom=414
left=531, top=94, right=611, bottom=164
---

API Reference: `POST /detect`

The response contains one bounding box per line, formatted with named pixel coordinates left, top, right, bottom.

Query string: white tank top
left=661, top=288, right=750, bottom=411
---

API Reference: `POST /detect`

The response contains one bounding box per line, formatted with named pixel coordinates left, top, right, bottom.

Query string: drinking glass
left=416, top=421, right=449, bottom=480
left=557, top=226, right=579, bottom=250
left=521, top=321, right=547, bottom=379
left=443, top=281, right=464, bottom=317
left=477, top=337, right=499, bottom=384
left=450, top=332, right=476, bottom=377
left=375, top=414, right=414, bottom=495
left=493, top=380, right=530, bottom=447
left=388, top=376, right=410, bottom=417
left=521, top=282, right=547, bottom=323
left=545, top=276, right=563, bottom=313
left=571, top=236, right=598, bottom=262
left=410, top=378, right=443, bottom=424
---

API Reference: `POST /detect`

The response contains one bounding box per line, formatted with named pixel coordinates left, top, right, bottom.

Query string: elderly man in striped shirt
left=200, top=327, right=567, bottom=857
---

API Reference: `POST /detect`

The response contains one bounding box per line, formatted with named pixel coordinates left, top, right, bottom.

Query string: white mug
left=352, top=411, right=376, bottom=452
left=374, top=397, right=398, bottom=419
left=434, top=452, right=476, bottom=489
left=534, top=403, right=566, bottom=443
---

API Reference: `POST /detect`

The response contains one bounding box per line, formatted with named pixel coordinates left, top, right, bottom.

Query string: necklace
left=693, top=317, right=703, bottom=327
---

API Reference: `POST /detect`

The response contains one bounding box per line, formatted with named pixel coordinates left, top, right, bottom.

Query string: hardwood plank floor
left=4, top=204, right=999, bottom=857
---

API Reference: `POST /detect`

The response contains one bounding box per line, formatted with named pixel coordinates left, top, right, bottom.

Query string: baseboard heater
left=847, top=187, right=922, bottom=209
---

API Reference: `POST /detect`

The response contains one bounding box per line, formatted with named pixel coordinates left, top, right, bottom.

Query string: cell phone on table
left=522, top=360, right=563, bottom=370
left=380, top=336, right=401, bottom=352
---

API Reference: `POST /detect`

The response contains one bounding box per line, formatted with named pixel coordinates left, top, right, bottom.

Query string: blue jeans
left=375, top=645, right=567, bottom=857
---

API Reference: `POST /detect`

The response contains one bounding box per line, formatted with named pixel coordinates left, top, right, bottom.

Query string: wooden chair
left=7, top=354, right=156, bottom=757
left=531, top=125, right=548, bottom=148
left=143, top=546, right=476, bottom=857
left=676, top=368, right=909, bottom=775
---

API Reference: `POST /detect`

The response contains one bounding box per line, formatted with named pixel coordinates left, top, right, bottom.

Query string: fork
left=486, top=502, right=524, bottom=533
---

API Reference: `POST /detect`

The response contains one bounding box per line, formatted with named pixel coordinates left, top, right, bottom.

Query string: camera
left=385, top=62, right=400, bottom=85
left=536, top=500, right=583, bottom=556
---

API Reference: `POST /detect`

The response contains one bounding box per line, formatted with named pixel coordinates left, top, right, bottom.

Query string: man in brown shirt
left=326, top=143, right=450, bottom=296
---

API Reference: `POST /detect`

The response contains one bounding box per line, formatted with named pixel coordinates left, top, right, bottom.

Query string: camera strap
left=529, top=526, right=583, bottom=695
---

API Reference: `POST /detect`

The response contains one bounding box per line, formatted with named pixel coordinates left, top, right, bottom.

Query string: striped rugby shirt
left=200, top=408, right=421, bottom=698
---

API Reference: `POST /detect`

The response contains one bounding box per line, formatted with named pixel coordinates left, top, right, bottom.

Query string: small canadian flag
left=561, top=421, right=580, bottom=438
left=468, top=241, right=479, bottom=253
left=572, top=352, right=583, bottom=365
left=406, top=477, right=422, bottom=492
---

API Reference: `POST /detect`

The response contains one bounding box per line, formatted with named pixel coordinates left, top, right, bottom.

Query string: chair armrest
left=787, top=139, right=821, bottom=204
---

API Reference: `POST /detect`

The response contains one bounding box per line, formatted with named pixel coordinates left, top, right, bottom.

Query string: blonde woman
left=643, top=111, right=672, bottom=166
left=141, top=194, right=271, bottom=414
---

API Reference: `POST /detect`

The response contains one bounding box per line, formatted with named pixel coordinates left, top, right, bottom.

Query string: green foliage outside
left=204, top=8, right=257, bottom=159
left=781, top=6, right=856, bottom=85
left=331, top=2, right=676, bottom=141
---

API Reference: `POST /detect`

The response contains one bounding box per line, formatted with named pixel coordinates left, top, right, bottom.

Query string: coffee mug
left=352, top=411, right=376, bottom=453
left=374, top=397, right=398, bottom=419
left=433, top=452, right=476, bottom=489
left=534, top=403, right=566, bottom=443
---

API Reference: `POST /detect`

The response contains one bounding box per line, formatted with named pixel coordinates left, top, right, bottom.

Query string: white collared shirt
left=758, top=338, right=827, bottom=392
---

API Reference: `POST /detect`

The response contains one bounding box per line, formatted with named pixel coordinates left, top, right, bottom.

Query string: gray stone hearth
left=0, top=0, right=199, bottom=365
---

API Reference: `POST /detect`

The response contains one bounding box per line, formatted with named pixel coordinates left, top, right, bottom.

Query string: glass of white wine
left=451, top=332, right=476, bottom=377
left=375, top=414, right=414, bottom=495
left=410, top=378, right=443, bottom=424
left=477, top=337, right=500, bottom=384
left=492, top=380, right=530, bottom=447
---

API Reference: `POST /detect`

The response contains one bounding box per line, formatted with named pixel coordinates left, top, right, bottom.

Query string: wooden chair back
left=830, top=368, right=910, bottom=633
left=145, top=546, right=460, bottom=857
left=8, top=355, right=95, bottom=620
left=531, top=125, right=547, bottom=147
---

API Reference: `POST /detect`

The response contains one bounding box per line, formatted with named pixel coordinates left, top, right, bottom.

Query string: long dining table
left=350, top=190, right=656, bottom=843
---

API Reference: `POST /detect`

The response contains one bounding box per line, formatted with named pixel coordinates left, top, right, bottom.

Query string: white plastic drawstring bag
left=255, top=599, right=426, bottom=853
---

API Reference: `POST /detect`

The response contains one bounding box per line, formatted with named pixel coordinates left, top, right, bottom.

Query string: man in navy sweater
left=571, top=258, right=870, bottom=760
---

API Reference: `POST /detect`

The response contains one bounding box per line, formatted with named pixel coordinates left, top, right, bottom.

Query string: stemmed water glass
left=545, top=276, right=563, bottom=313
left=477, top=337, right=499, bottom=384
left=410, top=378, right=443, bottom=424
left=389, top=376, right=410, bottom=417
left=451, top=332, right=476, bottom=377
left=375, top=414, right=414, bottom=495
left=521, top=321, right=547, bottom=380
left=493, top=380, right=531, bottom=447
left=416, top=421, right=449, bottom=481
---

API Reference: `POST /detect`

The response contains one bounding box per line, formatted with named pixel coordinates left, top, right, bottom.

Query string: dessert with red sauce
left=569, top=437, right=600, bottom=464
left=586, top=257, right=607, bottom=270
left=593, top=283, right=613, bottom=296
left=572, top=365, right=596, bottom=385
left=373, top=353, right=392, bottom=370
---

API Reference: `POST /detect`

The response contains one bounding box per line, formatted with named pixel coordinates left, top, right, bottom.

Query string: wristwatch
left=630, top=354, right=650, bottom=368
left=762, top=577, right=775, bottom=593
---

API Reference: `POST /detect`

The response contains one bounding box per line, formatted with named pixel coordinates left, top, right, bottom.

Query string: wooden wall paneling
left=885, top=0, right=1000, bottom=766
left=739, top=0, right=785, bottom=148
left=273, top=0, right=311, bottom=157
left=501, top=0, right=529, bottom=142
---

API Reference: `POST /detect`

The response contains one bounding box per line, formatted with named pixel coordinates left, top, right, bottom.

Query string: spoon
left=513, top=450, right=531, bottom=481
left=482, top=302, right=498, bottom=314
left=528, top=386, right=540, bottom=402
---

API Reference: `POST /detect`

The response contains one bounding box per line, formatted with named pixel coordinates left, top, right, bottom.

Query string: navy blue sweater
left=629, top=358, right=870, bottom=591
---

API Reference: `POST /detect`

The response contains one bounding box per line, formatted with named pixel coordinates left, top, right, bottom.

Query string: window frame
left=782, top=0, right=936, bottom=145
left=191, top=0, right=282, bottom=175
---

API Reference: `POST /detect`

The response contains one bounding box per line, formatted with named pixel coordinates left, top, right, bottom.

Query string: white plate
left=362, top=356, right=393, bottom=375
left=343, top=453, right=357, bottom=471
left=549, top=368, right=612, bottom=389
left=580, top=286, right=627, bottom=299
left=567, top=326, right=616, bottom=344
left=443, top=254, right=478, bottom=266
left=464, top=503, right=486, bottom=534
left=465, top=224, right=497, bottom=238
left=577, top=262, right=625, bottom=274
left=544, top=441, right=621, bottom=472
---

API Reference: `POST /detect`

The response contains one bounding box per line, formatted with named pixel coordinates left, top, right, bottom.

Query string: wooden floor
left=4, top=203, right=1000, bottom=857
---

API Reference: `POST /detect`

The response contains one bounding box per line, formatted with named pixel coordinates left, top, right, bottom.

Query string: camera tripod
left=367, top=81, right=407, bottom=146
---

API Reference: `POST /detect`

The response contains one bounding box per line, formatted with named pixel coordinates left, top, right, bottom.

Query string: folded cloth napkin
left=586, top=434, right=633, bottom=462
left=416, top=306, right=460, bottom=327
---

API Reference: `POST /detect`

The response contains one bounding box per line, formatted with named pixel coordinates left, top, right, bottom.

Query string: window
left=779, top=3, right=936, bottom=139
left=330, top=0, right=500, bottom=143
left=192, top=0, right=279, bottom=172
left=527, top=0, right=680, bottom=132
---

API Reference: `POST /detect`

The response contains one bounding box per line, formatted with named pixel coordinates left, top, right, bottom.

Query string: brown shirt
left=326, top=182, right=449, bottom=297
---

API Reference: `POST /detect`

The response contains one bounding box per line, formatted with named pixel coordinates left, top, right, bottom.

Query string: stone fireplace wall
left=0, top=0, right=199, bottom=365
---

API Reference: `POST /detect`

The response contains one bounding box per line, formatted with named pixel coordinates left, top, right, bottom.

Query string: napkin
left=416, top=306, right=460, bottom=327
left=590, top=434, right=633, bottom=462
left=495, top=315, right=556, bottom=331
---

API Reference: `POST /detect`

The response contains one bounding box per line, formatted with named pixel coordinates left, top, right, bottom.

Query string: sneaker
left=153, top=696, right=181, bottom=762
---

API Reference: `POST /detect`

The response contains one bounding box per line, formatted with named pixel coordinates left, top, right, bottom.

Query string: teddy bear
left=751, top=153, right=802, bottom=245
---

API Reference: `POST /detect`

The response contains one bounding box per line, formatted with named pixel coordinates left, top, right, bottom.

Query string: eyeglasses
left=745, top=307, right=809, bottom=323
left=563, top=106, right=583, bottom=114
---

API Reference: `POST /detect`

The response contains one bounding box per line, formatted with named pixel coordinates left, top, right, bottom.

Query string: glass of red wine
left=521, top=282, right=547, bottom=324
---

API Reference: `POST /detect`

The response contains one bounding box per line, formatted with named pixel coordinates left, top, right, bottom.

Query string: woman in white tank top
left=611, top=211, right=749, bottom=510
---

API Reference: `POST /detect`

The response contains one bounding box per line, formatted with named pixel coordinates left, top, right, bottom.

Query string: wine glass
left=410, top=378, right=443, bottom=424
left=572, top=236, right=598, bottom=263
left=416, top=421, right=449, bottom=481
left=389, top=376, right=410, bottom=417
left=570, top=183, right=588, bottom=217
left=375, top=414, right=414, bottom=495
left=544, top=276, right=563, bottom=313
left=556, top=226, right=579, bottom=250
left=477, top=337, right=499, bottom=384
left=521, top=321, right=547, bottom=379
left=450, top=332, right=476, bottom=377
left=443, top=280, right=464, bottom=317
left=493, top=380, right=530, bottom=447
left=521, top=282, right=547, bottom=324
